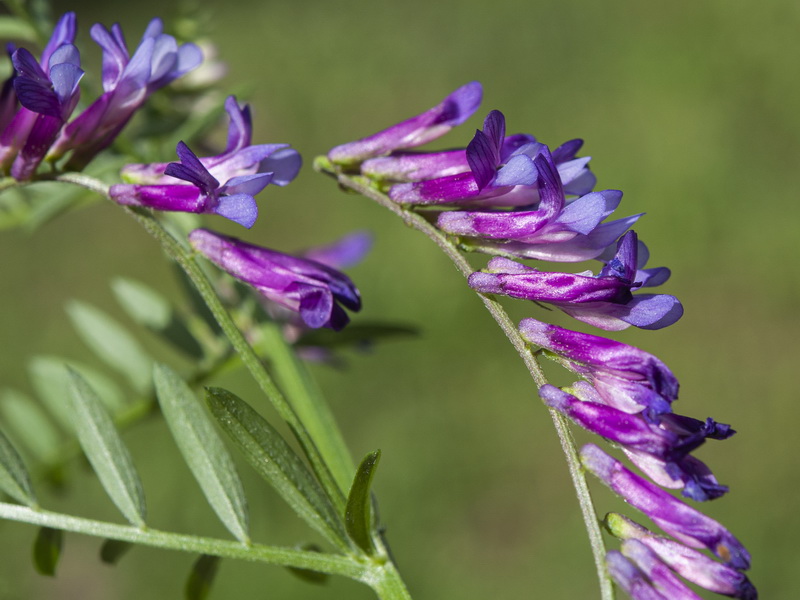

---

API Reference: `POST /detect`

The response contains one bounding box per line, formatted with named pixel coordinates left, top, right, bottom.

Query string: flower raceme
left=188, top=229, right=362, bottom=330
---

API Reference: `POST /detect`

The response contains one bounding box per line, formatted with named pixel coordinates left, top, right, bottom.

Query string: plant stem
left=319, top=163, right=614, bottom=600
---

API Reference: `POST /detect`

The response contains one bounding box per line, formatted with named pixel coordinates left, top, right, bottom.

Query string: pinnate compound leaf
left=345, top=450, right=381, bottom=554
left=66, top=300, right=153, bottom=393
left=154, top=364, right=250, bottom=543
left=205, top=387, right=347, bottom=547
left=1, top=389, right=61, bottom=462
left=66, top=369, right=146, bottom=527
left=0, top=427, right=37, bottom=507
left=185, top=554, right=220, bottom=600
left=100, top=539, right=133, bottom=565
left=112, top=278, right=204, bottom=359
left=32, top=527, right=62, bottom=576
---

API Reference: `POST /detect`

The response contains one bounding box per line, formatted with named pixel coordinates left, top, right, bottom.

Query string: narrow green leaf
left=345, top=450, right=381, bottom=554
left=66, top=300, right=153, bottom=393
left=112, top=278, right=204, bottom=359
left=0, top=427, right=37, bottom=507
left=286, top=544, right=330, bottom=585
left=154, top=364, right=249, bottom=543
left=99, top=539, right=133, bottom=565
left=0, top=389, right=61, bottom=462
left=205, top=387, right=348, bottom=548
left=185, top=555, right=220, bottom=600
left=66, top=369, right=146, bottom=527
left=32, top=527, right=62, bottom=576
left=29, top=356, right=125, bottom=425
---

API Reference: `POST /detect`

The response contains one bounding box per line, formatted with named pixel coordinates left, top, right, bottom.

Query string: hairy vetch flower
left=0, top=12, right=80, bottom=178
left=606, top=513, right=758, bottom=599
left=48, top=17, right=202, bottom=169
left=110, top=141, right=272, bottom=228
left=188, top=228, right=361, bottom=330
left=606, top=550, right=670, bottom=600
left=389, top=111, right=595, bottom=206
left=469, top=231, right=683, bottom=330
left=581, top=444, right=751, bottom=570
left=328, top=81, right=483, bottom=166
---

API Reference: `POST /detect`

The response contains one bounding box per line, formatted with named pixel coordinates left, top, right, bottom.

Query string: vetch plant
left=0, top=5, right=756, bottom=600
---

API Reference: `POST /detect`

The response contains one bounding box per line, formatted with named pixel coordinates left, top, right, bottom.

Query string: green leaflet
left=99, top=539, right=133, bottom=565
left=66, top=370, right=146, bottom=527
left=345, top=450, right=381, bottom=554
left=154, top=364, right=250, bottom=544
left=0, top=389, right=61, bottom=463
left=205, top=387, right=349, bottom=550
left=32, top=527, right=62, bottom=577
left=0, top=427, right=37, bottom=507
left=66, top=300, right=153, bottom=393
left=185, top=555, right=221, bottom=600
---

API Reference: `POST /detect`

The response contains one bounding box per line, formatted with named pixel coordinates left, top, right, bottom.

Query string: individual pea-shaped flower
left=606, top=551, right=669, bottom=600
left=623, top=448, right=729, bottom=502
left=110, top=141, right=272, bottom=228
left=327, top=81, right=483, bottom=167
left=521, top=320, right=678, bottom=414
left=119, top=95, right=301, bottom=188
left=48, top=17, right=202, bottom=169
left=469, top=231, right=683, bottom=330
left=188, top=228, right=362, bottom=330
left=0, top=12, right=78, bottom=176
left=606, top=513, right=758, bottom=600
left=619, top=539, right=704, bottom=599
left=389, top=110, right=595, bottom=206
left=581, top=444, right=751, bottom=570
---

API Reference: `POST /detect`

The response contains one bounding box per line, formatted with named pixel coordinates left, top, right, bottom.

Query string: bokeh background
left=1, top=0, right=798, bottom=598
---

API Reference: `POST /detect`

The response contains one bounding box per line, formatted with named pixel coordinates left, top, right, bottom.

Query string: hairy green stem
left=318, top=162, right=613, bottom=600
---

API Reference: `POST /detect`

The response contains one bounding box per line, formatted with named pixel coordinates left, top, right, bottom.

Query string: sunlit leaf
left=345, top=450, right=381, bottom=554
left=66, top=301, right=153, bottom=393
left=205, top=387, right=347, bottom=548
left=99, top=539, right=133, bottom=565
left=0, top=427, right=37, bottom=507
left=32, top=527, right=62, bottom=576
left=67, top=369, right=146, bottom=527
left=185, top=554, right=220, bottom=600
left=154, top=364, right=249, bottom=543
left=0, top=389, right=61, bottom=462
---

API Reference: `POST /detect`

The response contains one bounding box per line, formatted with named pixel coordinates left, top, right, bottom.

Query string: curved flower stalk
left=321, top=81, right=756, bottom=600
left=469, top=231, right=684, bottom=331
left=188, top=228, right=362, bottom=330
left=0, top=12, right=79, bottom=178
left=47, top=17, right=202, bottom=169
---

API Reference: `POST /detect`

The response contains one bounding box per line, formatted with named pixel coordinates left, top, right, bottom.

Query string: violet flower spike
left=48, top=17, right=202, bottom=169
left=188, top=229, right=362, bottom=331
left=606, top=513, right=758, bottom=599
left=520, top=320, right=678, bottom=414
left=469, top=231, right=683, bottom=330
left=121, top=96, right=301, bottom=187
left=581, top=444, right=752, bottom=570
left=110, top=141, right=271, bottom=228
left=328, top=81, right=483, bottom=166
left=0, top=12, right=78, bottom=176
left=437, top=146, right=638, bottom=261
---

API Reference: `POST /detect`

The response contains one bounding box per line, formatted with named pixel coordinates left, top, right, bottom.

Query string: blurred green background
left=1, top=0, right=798, bottom=598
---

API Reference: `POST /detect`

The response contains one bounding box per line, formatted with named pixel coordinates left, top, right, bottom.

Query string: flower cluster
left=327, top=83, right=754, bottom=598
left=0, top=13, right=202, bottom=179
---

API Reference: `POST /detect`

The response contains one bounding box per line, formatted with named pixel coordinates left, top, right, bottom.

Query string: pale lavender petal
left=213, top=194, right=258, bottom=228
left=220, top=172, right=273, bottom=197
left=621, top=294, right=684, bottom=330
left=303, top=231, right=373, bottom=269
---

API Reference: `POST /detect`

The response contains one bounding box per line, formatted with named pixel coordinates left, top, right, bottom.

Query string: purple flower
left=606, top=551, right=669, bottom=600
left=389, top=112, right=595, bottom=206
left=110, top=141, right=273, bottom=227
left=328, top=81, right=483, bottom=166
left=581, top=444, right=751, bottom=570
left=188, top=229, right=361, bottom=330
left=620, top=539, right=704, bottom=600
left=520, top=321, right=678, bottom=414
left=606, top=513, right=758, bottom=599
left=0, top=12, right=79, bottom=178
left=48, top=17, right=202, bottom=169
left=622, top=449, right=729, bottom=502
left=436, top=147, right=640, bottom=262
left=120, top=96, right=301, bottom=187
left=469, top=231, right=683, bottom=330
